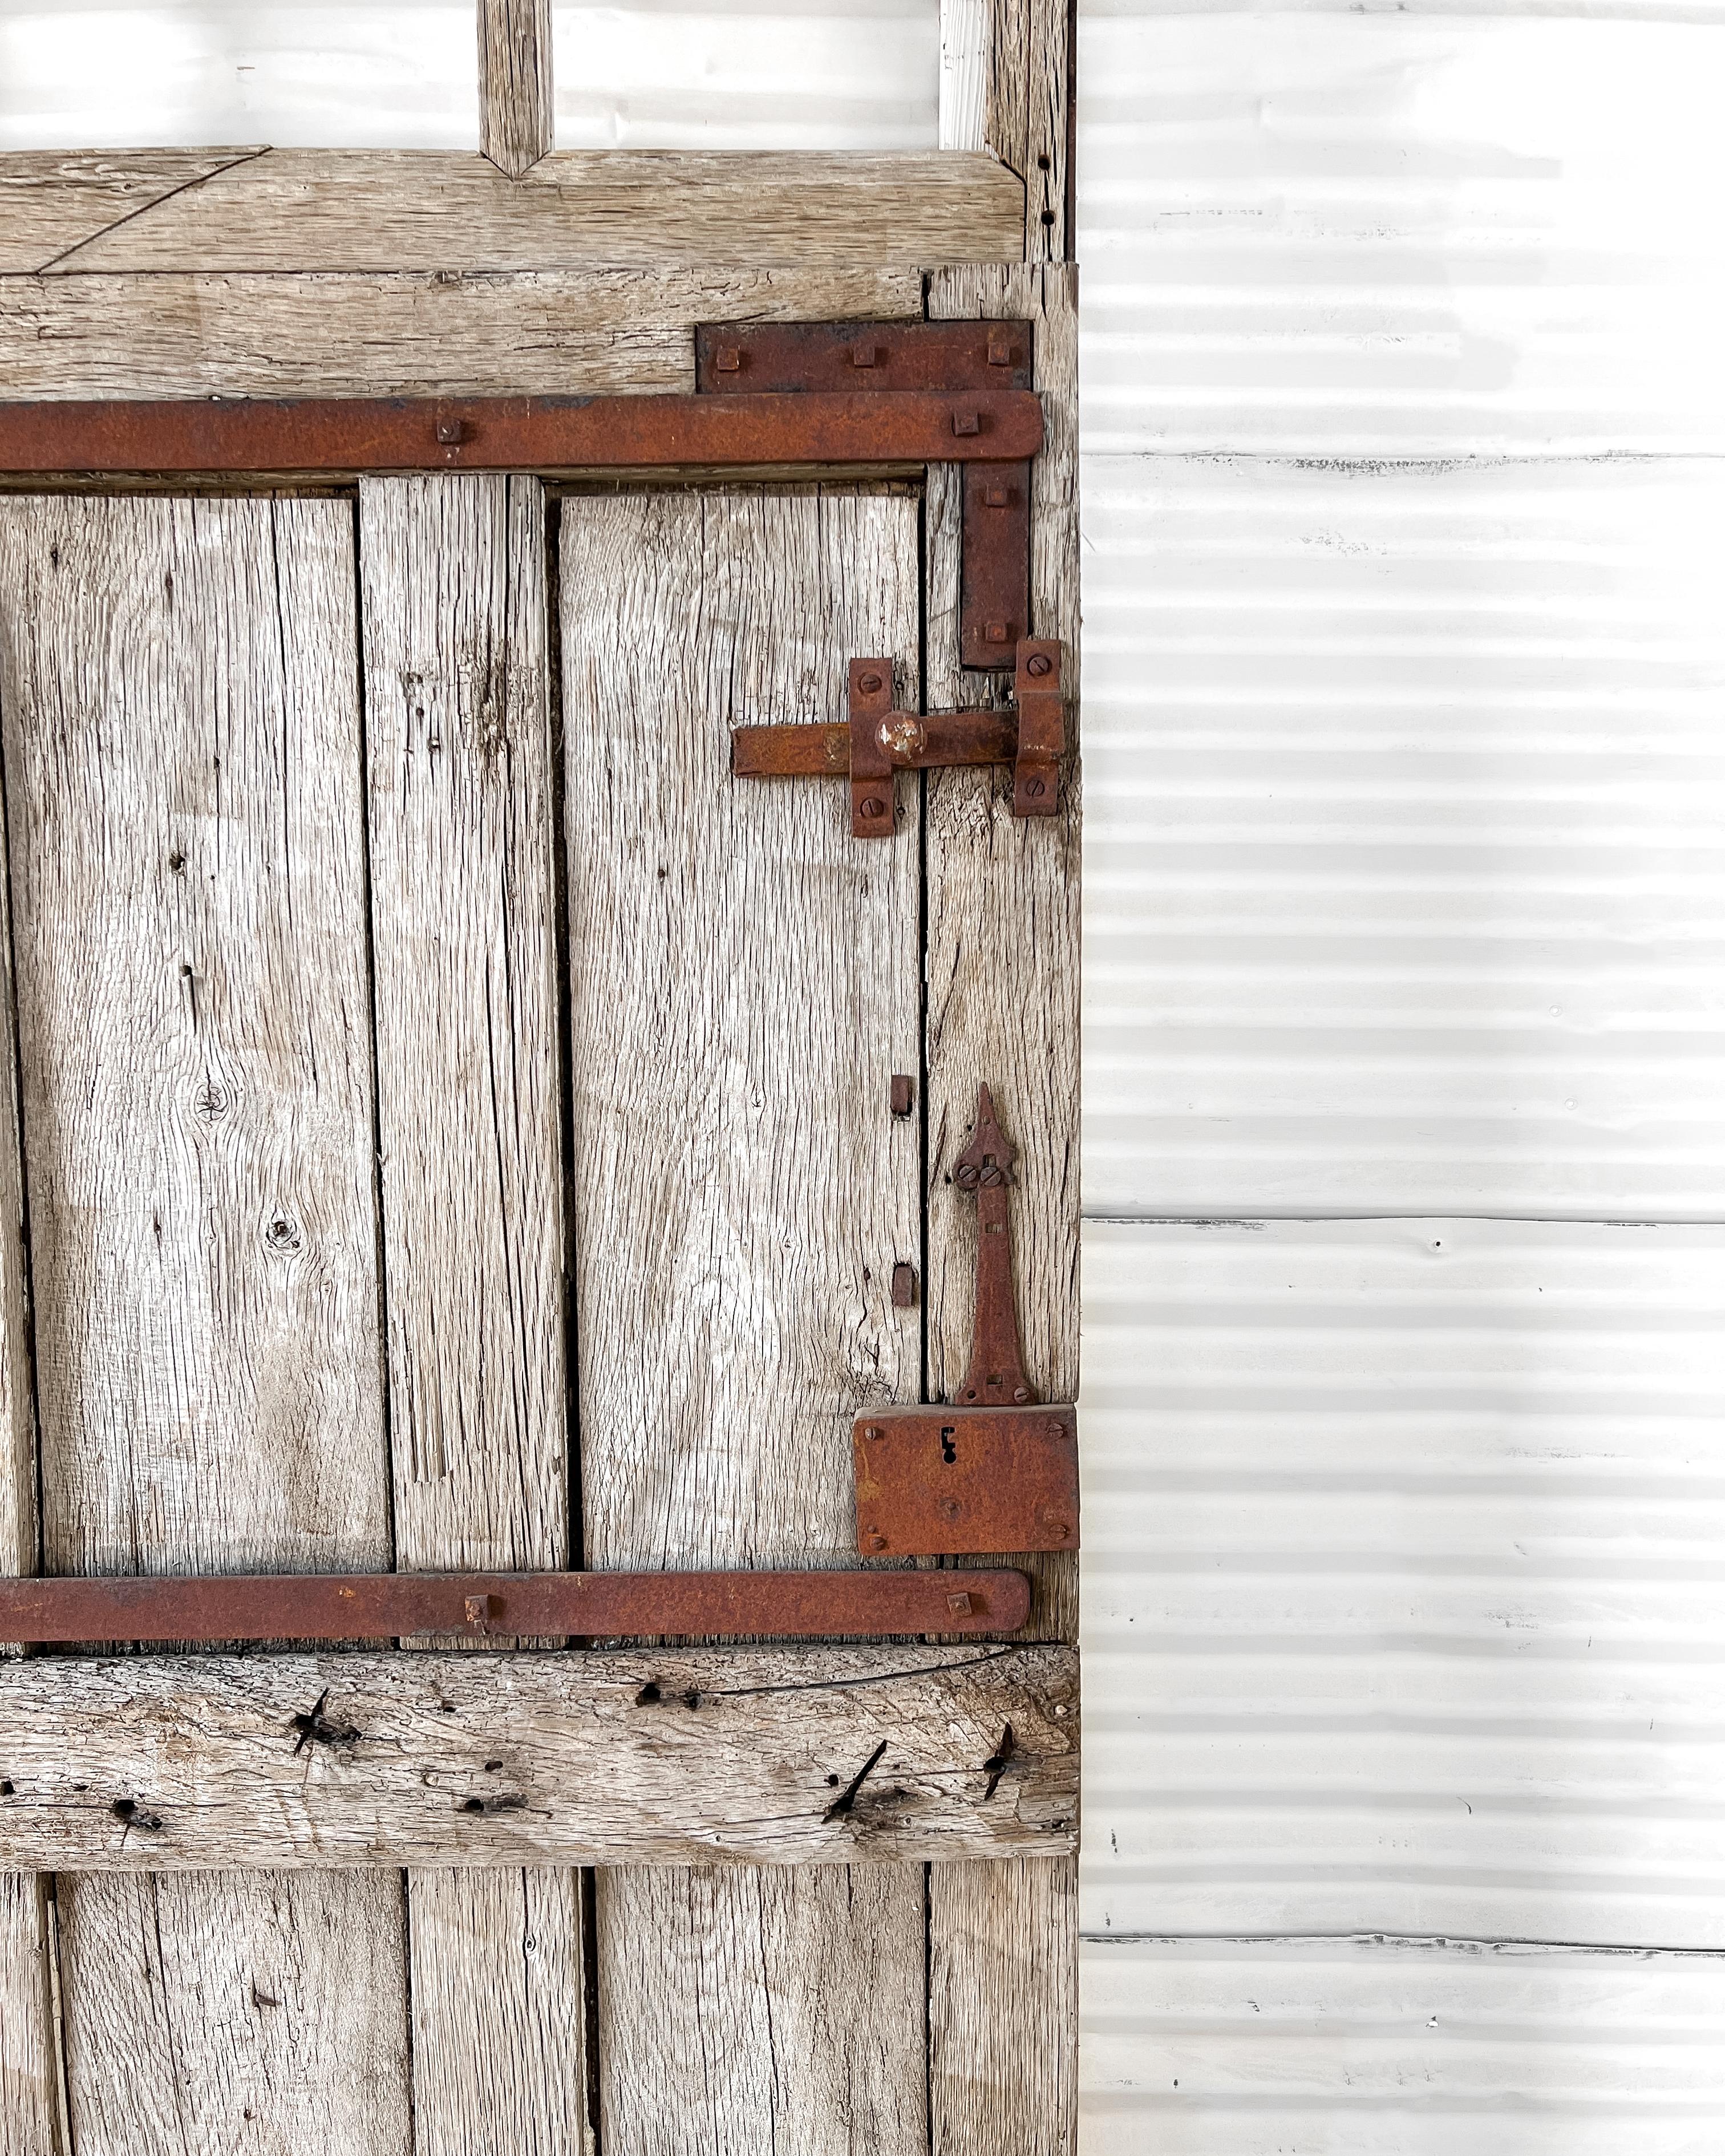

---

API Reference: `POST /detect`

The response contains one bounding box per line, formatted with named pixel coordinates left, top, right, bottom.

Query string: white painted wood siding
left=1077, top=3, right=1725, bottom=2147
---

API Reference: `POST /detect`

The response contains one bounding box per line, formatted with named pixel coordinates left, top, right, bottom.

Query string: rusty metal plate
left=0, top=1568, right=1030, bottom=1645
left=0, top=392, right=1043, bottom=477
left=853, top=1408, right=1080, bottom=1558
left=960, top=461, right=1032, bottom=668
left=697, top=320, right=1034, bottom=394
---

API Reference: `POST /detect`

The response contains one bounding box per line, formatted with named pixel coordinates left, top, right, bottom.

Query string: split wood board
left=0, top=1644, right=1077, bottom=1871
left=0, top=267, right=923, bottom=399
left=13, top=149, right=1025, bottom=274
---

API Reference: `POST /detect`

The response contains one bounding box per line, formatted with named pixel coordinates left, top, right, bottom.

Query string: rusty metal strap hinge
left=0, top=1567, right=1028, bottom=1648
left=855, top=1085, right=1080, bottom=1558
left=734, top=639, right=1067, bottom=837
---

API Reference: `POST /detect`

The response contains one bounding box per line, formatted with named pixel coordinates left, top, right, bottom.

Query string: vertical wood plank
left=0, top=636, right=59, bottom=2155
left=923, top=266, right=1080, bottom=2156
left=985, top=0, right=1069, bottom=260
left=0, top=1875, right=60, bottom=2156
left=479, top=0, right=555, bottom=178
left=560, top=487, right=926, bottom=2155
left=0, top=494, right=410, bottom=2156
left=358, top=473, right=586, bottom=2155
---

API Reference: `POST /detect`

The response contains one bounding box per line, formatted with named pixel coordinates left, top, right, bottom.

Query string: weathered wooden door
left=0, top=264, right=1077, bottom=2150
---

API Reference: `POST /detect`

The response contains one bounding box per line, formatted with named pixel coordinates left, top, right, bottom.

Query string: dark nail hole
left=825, top=1773, right=841, bottom=1787
left=1037, top=153, right=1051, bottom=170
left=1040, top=209, right=1056, bottom=225
left=461, top=1797, right=485, bottom=1813
left=0, top=1780, right=13, bottom=1796
left=682, top=1690, right=700, bottom=1711
left=439, top=1700, right=456, bottom=1712
left=484, top=1759, right=504, bottom=1772
left=634, top=1683, right=661, bottom=1705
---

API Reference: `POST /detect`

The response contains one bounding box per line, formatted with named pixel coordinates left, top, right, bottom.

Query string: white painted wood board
left=1078, top=12, right=1725, bottom=455
left=1081, top=1218, right=1725, bottom=1949
left=1080, top=452, right=1725, bottom=1219
left=1082, top=1936, right=1725, bottom=2156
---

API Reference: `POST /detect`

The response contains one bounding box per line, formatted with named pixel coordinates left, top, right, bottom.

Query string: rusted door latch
left=855, top=1085, right=1080, bottom=1555
left=734, top=640, right=1066, bottom=838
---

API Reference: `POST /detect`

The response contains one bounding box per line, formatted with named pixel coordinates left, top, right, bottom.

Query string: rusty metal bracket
left=734, top=639, right=1066, bottom=838
left=853, top=1085, right=1080, bottom=1557
left=697, top=319, right=1036, bottom=670
left=0, top=1567, right=1030, bottom=1646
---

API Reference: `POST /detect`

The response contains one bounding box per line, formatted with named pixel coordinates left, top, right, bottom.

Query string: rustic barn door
left=0, top=338, right=1075, bottom=2152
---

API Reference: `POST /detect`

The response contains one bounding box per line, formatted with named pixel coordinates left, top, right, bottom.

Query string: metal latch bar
left=735, top=640, right=1067, bottom=838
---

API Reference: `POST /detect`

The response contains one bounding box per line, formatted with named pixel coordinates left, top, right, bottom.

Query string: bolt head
left=985, top=622, right=1010, bottom=645
left=858, top=670, right=884, bottom=695
left=1024, top=779, right=1046, bottom=800
left=435, top=418, right=467, bottom=445
left=861, top=797, right=886, bottom=820
left=864, top=1531, right=888, bottom=1552
left=946, top=1591, right=974, bottom=1616
left=1042, top=1518, right=1071, bottom=1541
left=1026, top=652, right=1053, bottom=678
left=715, top=346, right=742, bottom=372
left=1013, top=1387, right=1029, bottom=1403
left=983, top=485, right=1010, bottom=508
left=951, top=410, right=981, bottom=437
left=940, top=1498, right=962, bottom=1520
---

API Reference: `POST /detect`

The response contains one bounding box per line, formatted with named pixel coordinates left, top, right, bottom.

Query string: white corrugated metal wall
left=1077, top=8, right=1725, bottom=2149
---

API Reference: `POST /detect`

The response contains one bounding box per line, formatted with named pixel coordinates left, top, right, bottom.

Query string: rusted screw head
left=1013, top=1387, right=1029, bottom=1403
left=864, top=1424, right=884, bottom=1442
left=946, top=1591, right=974, bottom=1616
left=1024, top=779, right=1046, bottom=799
left=1043, top=1418, right=1067, bottom=1441
left=435, top=418, right=467, bottom=446
left=940, top=1498, right=962, bottom=1521
left=861, top=796, right=886, bottom=820
left=1041, top=1517, right=1071, bottom=1542
left=864, top=1531, right=888, bottom=1552
left=858, top=670, right=884, bottom=694
left=1027, top=653, right=1053, bottom=678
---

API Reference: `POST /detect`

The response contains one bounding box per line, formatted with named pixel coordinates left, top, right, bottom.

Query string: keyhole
left=940, top=1426, right=958, bottom=1465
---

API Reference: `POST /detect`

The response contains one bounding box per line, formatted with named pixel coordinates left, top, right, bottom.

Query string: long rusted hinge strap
left=0, top=1568, right=1030, bottom=1645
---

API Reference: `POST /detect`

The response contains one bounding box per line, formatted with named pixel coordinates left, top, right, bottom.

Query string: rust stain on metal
left=0, top=1569, right=1031, bottom=1645
left=961, top=463, right=1032, bottom=667
left=852, top=1407, right=1080, bottom=1558
left=695, top=321, right=1034, bottom=395
left=732, top=641, right=1066, bottom=834
left=0, top=392, right=1042, bottom=477
left=1012, top=637, right=1065, bottom=817
left=954, top=1083, right=1035, bottom=1407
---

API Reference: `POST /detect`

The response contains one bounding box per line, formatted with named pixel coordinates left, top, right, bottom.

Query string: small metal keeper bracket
left=855, top=1085, right=1080, bottom=1555
left=734, top=639, right=1067, bottom=838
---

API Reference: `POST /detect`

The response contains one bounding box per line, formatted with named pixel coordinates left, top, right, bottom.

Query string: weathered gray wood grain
left=0, top=495, right=410, bottom=2156
left=0, top=149, right=261, bottom=274
left=46, top=149, right=1025, bottom=273
left=0, top=1643, right=1079, bottom=1869
left=0, top=626, right=57, bottom=2152
left=0, top=1873, right=60, bottom=2155
left=359, top=472, right=585, bottom=2149
left=923, top=265, right=1080, bottom=2156
left=559, top=487, right=929, bottom=2153
left=55, top=1871, right=408, bottom=2154
left=408, top=1869, right=589, bottom=2156
left=0, top=267, right=921, bottom=400
left=479, top=0, right=554, bottom=178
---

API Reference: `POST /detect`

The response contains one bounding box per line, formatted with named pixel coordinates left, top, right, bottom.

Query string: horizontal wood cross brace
left=0, top=1643, right=1078, bottom=1871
